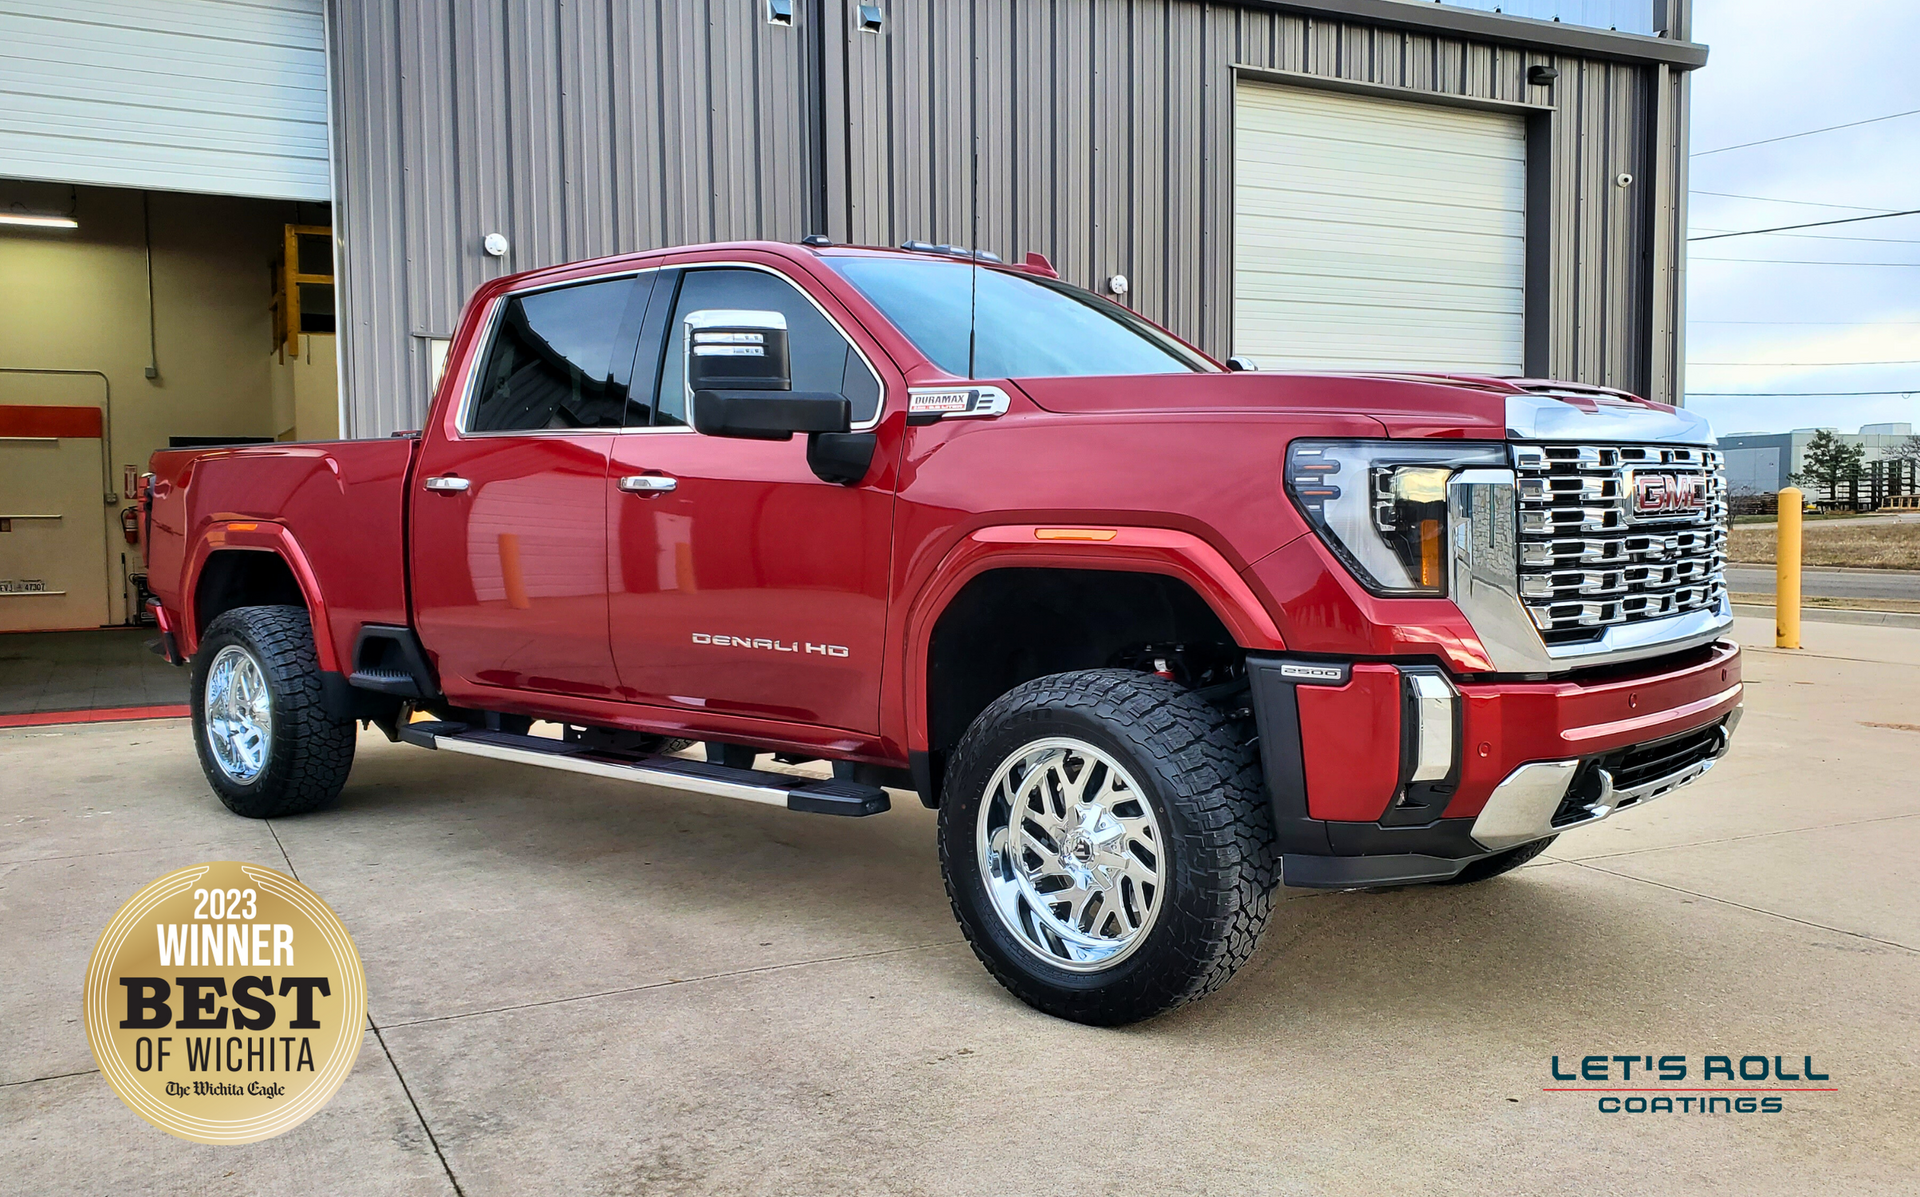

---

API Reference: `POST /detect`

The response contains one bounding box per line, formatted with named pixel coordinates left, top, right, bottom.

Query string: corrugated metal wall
left=328, top=0, right=1694, bottom=436
left=330, top=0, right=817, bottom=436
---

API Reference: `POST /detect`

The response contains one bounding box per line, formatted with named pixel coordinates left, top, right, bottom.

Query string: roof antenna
left=968, top=141, right=980, bottom=379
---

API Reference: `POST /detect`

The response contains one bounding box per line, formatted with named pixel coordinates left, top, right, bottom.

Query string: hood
left=1014, top=372, right=1713, bottom=443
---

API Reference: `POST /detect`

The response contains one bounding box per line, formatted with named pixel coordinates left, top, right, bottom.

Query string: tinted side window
left=468, top=277, right=646, bottom=432
left=827, top=256, right=1210, bottom=378
left=653, top=268, right=881, bottom=427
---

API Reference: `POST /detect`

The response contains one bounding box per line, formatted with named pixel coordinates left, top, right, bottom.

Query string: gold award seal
left=83, top=861, right=366, bottom=1143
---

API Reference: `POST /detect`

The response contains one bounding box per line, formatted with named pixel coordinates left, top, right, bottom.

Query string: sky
left=1684, top=0, right=1920, bottom=435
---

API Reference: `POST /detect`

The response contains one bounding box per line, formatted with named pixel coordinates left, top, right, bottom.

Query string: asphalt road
left=6, top=617, right=1919, bottom=1195
left=1726, top=565, right=1920, bottom=601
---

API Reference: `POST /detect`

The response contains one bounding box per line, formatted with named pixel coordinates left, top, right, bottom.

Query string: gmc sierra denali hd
left=144, top=238, right=1742, bottom=1025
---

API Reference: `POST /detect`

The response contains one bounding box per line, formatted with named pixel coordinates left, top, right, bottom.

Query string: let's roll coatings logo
left=83, top=862, right=366, bottom=1143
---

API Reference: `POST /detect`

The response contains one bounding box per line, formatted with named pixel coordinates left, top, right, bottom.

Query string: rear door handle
left=618, top=475, right=677, bottom=494
left=423, top=475, right=470, bottom=493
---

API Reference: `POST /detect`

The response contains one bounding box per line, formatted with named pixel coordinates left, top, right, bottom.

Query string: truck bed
left=146, top=437, right=418, bottom=671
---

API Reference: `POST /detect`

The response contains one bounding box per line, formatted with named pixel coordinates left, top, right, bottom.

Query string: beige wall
left=0, top=181, right=332, bottom=626
left=270, top=333, right=341, bottom=443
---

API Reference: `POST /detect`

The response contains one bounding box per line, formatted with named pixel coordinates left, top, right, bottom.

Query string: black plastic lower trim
left=1245, top=656, right=1333, bottom=856
left=1248, top=652, right=1503, bottom=887
left=146, top=632, right=180, bottom=665
left=1281, top=852, right=1470, bottom=888
left=909, top=749, right=941, bottom=809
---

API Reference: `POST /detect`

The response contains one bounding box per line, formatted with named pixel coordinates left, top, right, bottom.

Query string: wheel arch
left=902, top=525, right=1285, bottom=805
left=183, top=523, right=339, bottom=673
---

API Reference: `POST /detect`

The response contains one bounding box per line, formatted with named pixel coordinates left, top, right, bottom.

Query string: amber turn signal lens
left=1419, top=519, right=1442, bottom=589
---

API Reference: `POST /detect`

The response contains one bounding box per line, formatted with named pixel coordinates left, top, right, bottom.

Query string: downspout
left=142, top=192, right=160, bottom=380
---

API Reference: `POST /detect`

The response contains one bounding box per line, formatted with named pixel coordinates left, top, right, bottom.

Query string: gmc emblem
left=1627, top=470, right=1708, bottom=518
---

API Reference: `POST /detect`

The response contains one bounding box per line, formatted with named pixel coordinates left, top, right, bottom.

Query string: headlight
left=1285, top=440, right=1507, bottom=597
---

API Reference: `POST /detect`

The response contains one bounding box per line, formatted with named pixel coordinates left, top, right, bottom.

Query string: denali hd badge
left=1625, top=469, right=1708, bottom=519
left=692, top=633, right=848, bottom=657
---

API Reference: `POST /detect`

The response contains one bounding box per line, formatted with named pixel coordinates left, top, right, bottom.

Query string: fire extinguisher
left=121, top=505, right=141, bottom=546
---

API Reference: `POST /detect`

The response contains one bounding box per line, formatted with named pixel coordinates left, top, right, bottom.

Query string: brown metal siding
left=329, top=0, right=817, bottom=435
left=329, top=0, right=1692, bottom=436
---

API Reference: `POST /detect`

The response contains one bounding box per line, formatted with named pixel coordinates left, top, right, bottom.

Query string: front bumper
left=1247, top=640, right=1743, bottom=888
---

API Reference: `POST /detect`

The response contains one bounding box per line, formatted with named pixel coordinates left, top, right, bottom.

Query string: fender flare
left=896, top=524, right=1286, bottom=752
left=180, top=520, right=340, bottom=674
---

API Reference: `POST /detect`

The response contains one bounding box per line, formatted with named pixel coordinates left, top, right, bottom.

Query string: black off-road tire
left=1433, top=836, right=1557, bottom=885
left=191, top=605, right=355, bottom=818
left=937, top=669, right=1277, bottom=1026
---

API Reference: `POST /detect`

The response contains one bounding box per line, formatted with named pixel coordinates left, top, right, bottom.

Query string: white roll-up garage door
left=0, top=0, right=328, bottom=202
left=1233, top=81, right=1527, bottom=374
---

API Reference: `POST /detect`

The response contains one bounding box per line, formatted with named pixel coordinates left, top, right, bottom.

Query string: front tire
left=937, top=670, right=1276, bottom=1025
left=191, top=605, right=355, bottom=818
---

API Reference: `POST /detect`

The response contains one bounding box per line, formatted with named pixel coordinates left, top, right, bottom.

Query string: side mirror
left=685, top=309, right=852, bottom=441
left=1226, top=355, right=1258, bottom=372
left=686, top=309, right=790, bottom=391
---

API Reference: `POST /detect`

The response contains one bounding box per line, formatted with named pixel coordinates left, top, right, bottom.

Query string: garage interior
left=0, top=0, right=333, bottom=718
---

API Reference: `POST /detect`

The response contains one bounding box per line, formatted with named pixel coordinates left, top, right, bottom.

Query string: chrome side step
left=399, top=721, right=890, bottom=816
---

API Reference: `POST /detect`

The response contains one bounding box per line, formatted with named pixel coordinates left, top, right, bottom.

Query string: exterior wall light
left=483, top=232, right=510, bottom=257
left=1107, top=274, right=1129, bottom=296
left=1528, top=65, right=1560, bottom=86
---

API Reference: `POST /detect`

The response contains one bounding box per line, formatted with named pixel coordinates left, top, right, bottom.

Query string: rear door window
left=468, top=275, right=652, bottom=432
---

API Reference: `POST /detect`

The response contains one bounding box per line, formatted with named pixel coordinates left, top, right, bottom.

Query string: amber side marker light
left=1419, top=518, right=1443, bottom=589
left=1036, top=528, right=1118, bottom=541
left=227, top=522, right=260, bottom=532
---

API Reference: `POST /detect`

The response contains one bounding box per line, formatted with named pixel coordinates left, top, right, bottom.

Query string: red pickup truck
left=144, top=239, right=1742, bottom=1025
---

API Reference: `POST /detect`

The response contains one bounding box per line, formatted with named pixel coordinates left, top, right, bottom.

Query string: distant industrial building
left=1720, top=424, right=1917, bottom=501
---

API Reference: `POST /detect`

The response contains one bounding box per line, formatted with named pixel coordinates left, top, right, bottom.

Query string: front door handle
left=423, top=475, right=470, bottom=493
left=618, top=474, right=678, bottom=494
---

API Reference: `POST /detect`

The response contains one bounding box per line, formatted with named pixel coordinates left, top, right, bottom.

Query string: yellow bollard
left=1776, top=487, right=1802, bottom=649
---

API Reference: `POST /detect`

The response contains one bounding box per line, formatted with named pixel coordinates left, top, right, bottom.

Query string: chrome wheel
left=204, top=645, right=271, bottom=784
left=976, top=737, right=1165, bottom=973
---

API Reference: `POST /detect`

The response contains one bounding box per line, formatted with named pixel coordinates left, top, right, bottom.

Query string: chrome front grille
left=1512, top=443, right=1728, bottom=642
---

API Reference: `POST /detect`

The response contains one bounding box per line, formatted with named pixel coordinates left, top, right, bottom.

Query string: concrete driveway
left=4, top=617, right=1917, bottom=1195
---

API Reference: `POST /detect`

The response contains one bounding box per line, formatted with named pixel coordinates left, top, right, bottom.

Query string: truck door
left=605, top=264, right=894, bottom=733
left=410, top=270, right=654, bottom=701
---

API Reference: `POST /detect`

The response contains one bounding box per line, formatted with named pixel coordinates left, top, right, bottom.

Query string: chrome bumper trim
left=1468, top=761, right=1582, bottom=852
left=1468, top=706, right=1739, bottom=852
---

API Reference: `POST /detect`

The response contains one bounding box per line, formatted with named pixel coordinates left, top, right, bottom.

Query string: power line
left=1688, top=210, right=1920, bottom=242
left=1689, top=227, right=1920, bottom=245
left=1690, top=257, right=1920, bottom=266
left=1690, top=190, right=1899, bottom=214
left=1690, top=360, right=1920, bottom=367
left=1691, top=320, right=1920, bottom=326
left=1689, top=390, right=1918, bottom=397
left=1692, top=107, right=1920, bottom=157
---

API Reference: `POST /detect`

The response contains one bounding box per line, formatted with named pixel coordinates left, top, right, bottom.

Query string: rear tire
left=1433, top=836, right=1556, bottom=885
left=937, top=669, right=1276, bottom=1025
left=191, top=605, right=355, bottom=818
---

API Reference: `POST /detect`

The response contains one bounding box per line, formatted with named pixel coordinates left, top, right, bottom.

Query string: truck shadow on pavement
left=280, top=736, right=1740, bottom=1037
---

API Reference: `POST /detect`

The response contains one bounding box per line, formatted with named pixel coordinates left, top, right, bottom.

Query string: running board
left=398, top=721, right=890, bottom=816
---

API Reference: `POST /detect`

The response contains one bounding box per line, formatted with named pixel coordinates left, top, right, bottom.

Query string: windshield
left=827, top=255, right=1214, bottom=378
